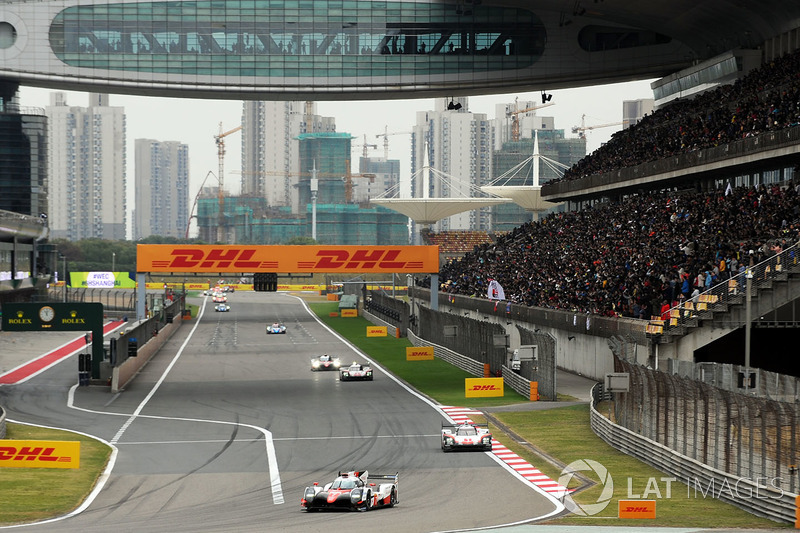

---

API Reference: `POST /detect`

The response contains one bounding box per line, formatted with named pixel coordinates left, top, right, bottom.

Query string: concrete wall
left=112, top=315, right=184, bottom=393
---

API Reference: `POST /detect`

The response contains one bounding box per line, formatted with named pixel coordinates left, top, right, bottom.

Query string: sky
left=18, top=79, right=656, bottom=238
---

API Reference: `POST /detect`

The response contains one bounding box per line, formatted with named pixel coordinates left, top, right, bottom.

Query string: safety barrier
left=0, top=405, right=5, bottom=439
left=590, top=383, right=795, bottom=524
left=501, top=365, right=538, bottom=400
left=407, top=329, right=486, bottom=377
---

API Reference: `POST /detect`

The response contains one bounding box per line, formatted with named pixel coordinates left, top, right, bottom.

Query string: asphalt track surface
left=0, top=292, right=563, bottom=533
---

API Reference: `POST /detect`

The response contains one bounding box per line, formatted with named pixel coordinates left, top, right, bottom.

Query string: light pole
left=112, top=252, right=116, bottom=272
left=61, top=253, right=67, bottom=302
left=744, top=267, right=754, bottom=393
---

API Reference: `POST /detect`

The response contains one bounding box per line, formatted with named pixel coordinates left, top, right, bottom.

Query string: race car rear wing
left=442, top=422, right=490, bottom=430
left=368, top=472, right=399, bottom=484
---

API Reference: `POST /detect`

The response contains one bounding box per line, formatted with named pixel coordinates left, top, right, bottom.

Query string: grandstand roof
left=480, top=186, right=559, bottom=213
left=370, top=198, right=512, bottom=225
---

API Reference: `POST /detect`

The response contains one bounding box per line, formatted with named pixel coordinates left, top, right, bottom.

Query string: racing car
left=301, top=470, right=398, bottom=512
left=441, top=422, right=493, bottom=452
left=339, top=362, right=373, bottom=381
left=266, top=322, right=287, bottom=334
left=311, top=354, right=341, bottom=371
left=214, top=303, right=231, bottom=312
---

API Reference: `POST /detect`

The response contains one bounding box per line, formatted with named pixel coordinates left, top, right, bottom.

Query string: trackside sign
left=618, top=499, right=656, bottom=519
left=367, top=326, right=388, bottom=337
left=136, top=245, right=440, bottom=274
left=0, top=441, right=80, bottom=469
left=406, top=347, right=434, bottom=361
left=465, top=377, right=504, bottom=398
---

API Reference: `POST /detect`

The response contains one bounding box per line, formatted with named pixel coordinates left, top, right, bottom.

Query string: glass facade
left=0, top=111, right=47, bottom=217
left=48, top=0, right=545, bottom=79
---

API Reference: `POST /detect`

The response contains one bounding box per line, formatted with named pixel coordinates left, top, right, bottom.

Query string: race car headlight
left=312, top=361, right=320, bottom=368
left=341, top=372, right=349, bottom=377
left=482, top=436, right=492, bottom=443
left=444, top=436, right=454, bottom=444
left=304, top=487, right=316, bottom=500
left=350, top=489, right=362, bottom=502
left=334, top=360, right=341, bottom=368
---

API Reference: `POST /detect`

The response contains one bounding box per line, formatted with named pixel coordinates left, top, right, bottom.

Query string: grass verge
left=0, top=423, right=112, bottom=525
left=310, top=302, right=789, bottom=529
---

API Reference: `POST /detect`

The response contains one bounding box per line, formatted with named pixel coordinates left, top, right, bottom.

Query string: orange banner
left=0, top=440, right=80, bottom=469
left=406, top=346, right=434, bottom=361
left=618, top=500, right=656, bottom=519
left=465, top=377, right=504, bottom=398
left=137, top=245, right=439, bottom=274
left=367, top=326, right=388, bottom=337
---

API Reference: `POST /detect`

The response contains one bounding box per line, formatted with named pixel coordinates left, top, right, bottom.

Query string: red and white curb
left=440, top=406, right=569, bottom=498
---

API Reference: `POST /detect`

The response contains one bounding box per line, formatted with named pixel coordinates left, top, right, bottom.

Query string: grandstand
left=420, top=229, right=495, bottom=261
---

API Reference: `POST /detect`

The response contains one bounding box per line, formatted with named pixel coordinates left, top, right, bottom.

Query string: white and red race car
left=339, top=362, right=373, bottom=381
left=301, top=470, right=398, bottom=512
left=441, top=422, right=493, bottom=452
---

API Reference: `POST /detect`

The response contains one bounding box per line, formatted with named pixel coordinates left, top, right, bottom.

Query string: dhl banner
left=341, top=309, right=358, bottom=318
left=367, top=326, right=387, bottom=337
left=406, top=346, right=434, bottom=361
left=618, top=500, right=656, bottom=519
left=465, top=377, right=504, bottom=398
left=137, top=245, right=439, bottom=274
left=0, top=440, right=80, bottom=469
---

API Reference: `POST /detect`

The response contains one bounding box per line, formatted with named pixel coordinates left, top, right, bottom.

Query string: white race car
left=339, top=362, right=373, bottom=381
left=301, top=470, right=398, bottom=512
left=311, top=354, right=341, bottom=371
left=267, top=322, right=287, bottom=334
left=441, top=422, right=493, bottom=452
left=215, top=303, right=230, bottom=312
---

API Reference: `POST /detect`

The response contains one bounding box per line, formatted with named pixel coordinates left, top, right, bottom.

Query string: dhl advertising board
left=366, top=326, right=387, bottom=337
left=0, top=441, right=80, bottom=469
left=137, top=245, right=439, bottom=274
left=465, top=377, right=504, bottom=398
left=406, top=346, right=434, bottom=361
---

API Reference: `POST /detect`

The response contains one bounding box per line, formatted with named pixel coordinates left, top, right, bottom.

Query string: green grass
left=0, top=423, right=112, bottom=525
left=311, top=302, right=528, bottom=407
left=312, top=302, right=790, bottom=529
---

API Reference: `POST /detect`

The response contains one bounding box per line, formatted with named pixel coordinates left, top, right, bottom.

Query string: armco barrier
left=407, top=329, right=485, bottom=377
left=0, top=405, right=5, bottom=439
left=589, top=383, right=796, bottom=524
left=502, top=365, right=537, bottom=400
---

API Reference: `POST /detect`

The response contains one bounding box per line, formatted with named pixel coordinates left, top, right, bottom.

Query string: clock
left=39, top=305, right=55, bottom=322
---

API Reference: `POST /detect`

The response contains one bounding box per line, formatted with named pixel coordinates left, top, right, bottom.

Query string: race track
left=0, top=292, right=561, bottom=532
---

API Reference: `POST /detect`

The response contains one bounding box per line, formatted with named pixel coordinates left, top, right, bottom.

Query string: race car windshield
left=457, top=427, right=477, bottom=436
left=331, top=479, right=358, bottom=489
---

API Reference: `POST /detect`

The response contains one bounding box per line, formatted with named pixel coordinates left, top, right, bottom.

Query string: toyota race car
left=214, top=303, right=231, bottom=312
left=311, top=354, right=341, bottom=371
left=301, top=470, right=398, bottom=512
left=266, top=322, right=287, bottom=334
left=441, top=422, right=493, bottom=452
left=339, top=362, right=373, bottom=381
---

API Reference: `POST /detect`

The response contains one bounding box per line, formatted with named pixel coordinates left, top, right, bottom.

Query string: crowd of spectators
left=557, top=48, right=800, bottom=182
left=422, top=183, right=800, bottom=319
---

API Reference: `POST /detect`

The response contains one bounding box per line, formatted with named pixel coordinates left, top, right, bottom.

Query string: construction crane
left=214, top=123, right=242, bottom=242
left=353, top=134, right=379, bottom=158
left=571, top=114, right=624, bottom=139
left=376, top=126, right=412, bottom=159
left=507, top=98, right=555, bottom=142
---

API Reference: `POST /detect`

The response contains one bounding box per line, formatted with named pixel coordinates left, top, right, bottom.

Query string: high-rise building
left=411, top=97, right=493, bottom=232
left=493, top=100, right=554, bottom=150
left=356, top=157, right=400, bottom=204
left=0, top=97, right=47, bottom=217
left=47, top=93, right=126, bottom=241
left=241, top=101, right=335, bottom=213
left=623, top=98, right=655, bottom=128
left=134, top=139, right=189, bottom=240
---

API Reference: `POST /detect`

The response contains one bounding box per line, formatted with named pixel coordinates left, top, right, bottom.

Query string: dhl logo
left=0, top=441, right=80, bottom=469
left=622, top=506, right=650, bottom=513
left=156, top=248, right=272, bottom=269
left=298, top=249, right=413, bottom=270
left=471, top=385, right=499, bottom=391
left=618, top=499, right=656, bottom=519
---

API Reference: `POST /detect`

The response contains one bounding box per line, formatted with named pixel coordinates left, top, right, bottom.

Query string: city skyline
left=19, top=79, right=655, bottom=239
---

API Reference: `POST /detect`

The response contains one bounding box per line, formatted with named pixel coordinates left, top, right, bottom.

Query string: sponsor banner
left=341, top=309, right=358, bottom=317
left=72, top=272, right=136, bottom=289
left=0, top=440, right=80, bottom=469
left=406, top=346, right=434, bottom=361
left=367, top=326, right=387, bottom=337
left=618, top=500, right=656, bottom=519
left=465, top=377, right=504, bottom=398
left=136, top=245, right=439, bottom=274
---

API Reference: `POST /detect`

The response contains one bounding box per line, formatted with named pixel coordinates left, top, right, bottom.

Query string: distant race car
left=441, top=422, right=493, bottom=452
left=339, top=362, right=373, bottom=381
left=311, top=354, right=341, bottom=371
left=266, top=322, right=287, bottom=334
left=301, top=470, right=398, bottom=512
left=215, top=303, right=230, bottom=312
left=212, top=295, right=227, bottom=303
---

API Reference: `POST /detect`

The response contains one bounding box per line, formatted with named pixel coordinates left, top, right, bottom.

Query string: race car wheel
left=364, top=490, right=373, bottom=512
left=388, top=488, right=397, bottom=507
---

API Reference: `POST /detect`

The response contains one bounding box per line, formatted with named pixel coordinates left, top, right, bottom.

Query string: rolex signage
left=1, top=303, right=103, bottom=331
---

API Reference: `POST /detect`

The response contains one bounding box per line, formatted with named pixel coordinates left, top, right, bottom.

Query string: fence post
left=483, top=364, right=490, bottom=378
left=530, top=381, right=539, bottom=401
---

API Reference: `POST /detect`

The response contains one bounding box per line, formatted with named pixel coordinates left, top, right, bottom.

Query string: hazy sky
left=18, top=79, right=655, bottom=237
